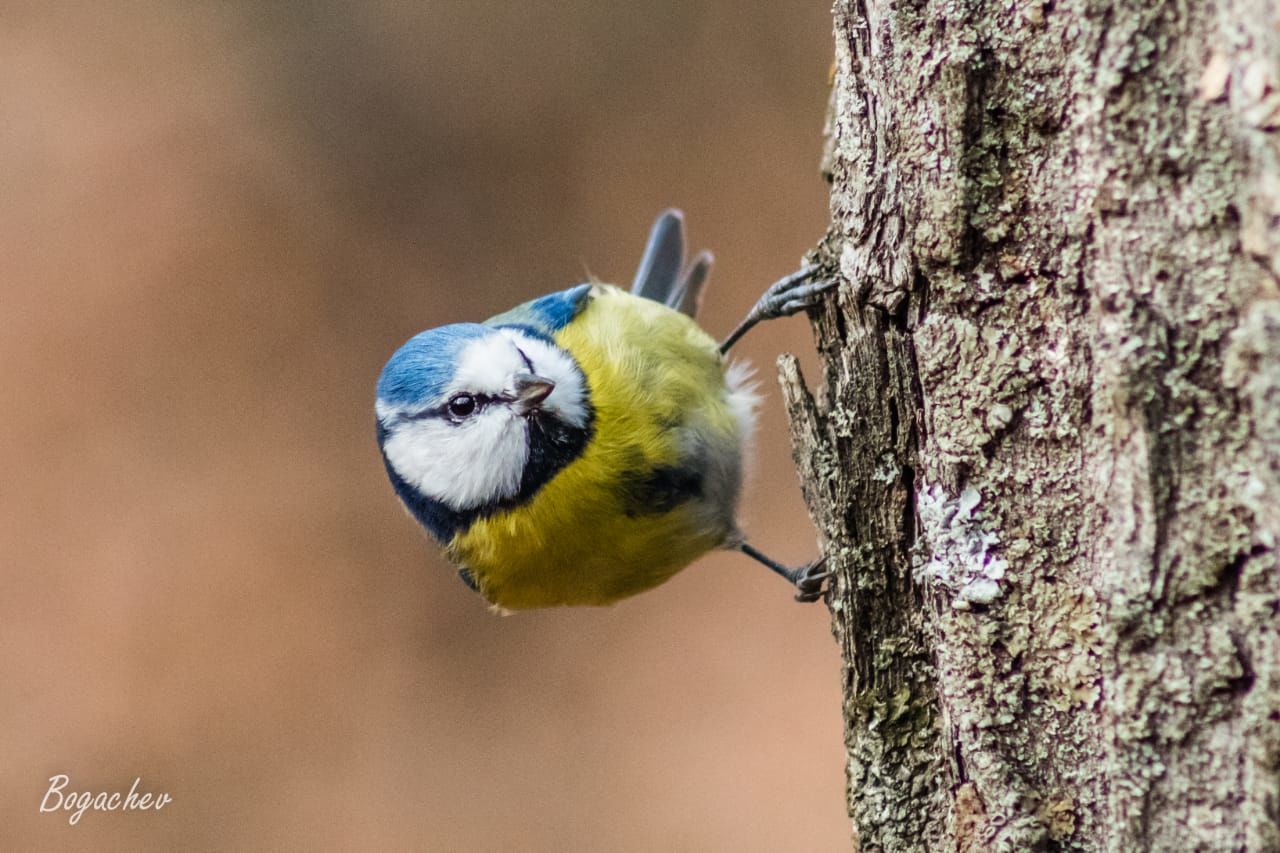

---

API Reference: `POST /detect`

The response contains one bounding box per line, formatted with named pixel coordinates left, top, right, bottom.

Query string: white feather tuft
left=723, top=358, right=761, bottom=461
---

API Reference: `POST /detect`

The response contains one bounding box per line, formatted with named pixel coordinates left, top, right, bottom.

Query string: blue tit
left=375, top=210, right=835, bottom=610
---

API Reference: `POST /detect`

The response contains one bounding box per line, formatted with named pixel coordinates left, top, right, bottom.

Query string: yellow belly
left=451, top=285, right=744, bottom=608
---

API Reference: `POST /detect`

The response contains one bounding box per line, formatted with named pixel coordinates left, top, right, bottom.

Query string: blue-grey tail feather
left=675, top=250, right=713, bottom=318
left=631, top=209, right=685, bottom=305
left=631, top=209, right=713, bottom=318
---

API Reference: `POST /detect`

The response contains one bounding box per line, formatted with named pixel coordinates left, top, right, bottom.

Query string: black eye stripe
left=514, top=345, right=536, bottom=373
left=401, top=393, right=495, bottom=422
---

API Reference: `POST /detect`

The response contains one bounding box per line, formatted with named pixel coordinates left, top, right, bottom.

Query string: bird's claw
left=752, top=266, right=838, bottom=322
left=788, top=555, right=832, bottom=603
left=718, top=265, right=838, bottom=354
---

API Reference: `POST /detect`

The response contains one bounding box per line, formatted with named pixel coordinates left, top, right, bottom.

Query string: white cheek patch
left=498, top=328, right=589, bottom=428
left=381, top=408, right=529, bottom=511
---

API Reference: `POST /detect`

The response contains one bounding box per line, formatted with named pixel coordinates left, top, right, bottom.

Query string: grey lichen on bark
left=782, top=0, right=1280, bottom=849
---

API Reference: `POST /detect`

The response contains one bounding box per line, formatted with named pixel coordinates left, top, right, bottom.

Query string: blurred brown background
left=1, top=2, right=844, bottom=850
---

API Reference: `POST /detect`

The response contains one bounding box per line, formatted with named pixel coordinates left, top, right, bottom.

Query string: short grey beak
left=510, top=372, right=555, bottom=415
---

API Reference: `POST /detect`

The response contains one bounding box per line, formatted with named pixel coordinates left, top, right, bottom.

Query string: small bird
left=375, top=210, right=834, bottom=610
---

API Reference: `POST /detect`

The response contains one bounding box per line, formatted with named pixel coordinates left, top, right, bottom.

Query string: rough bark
left=783, top=0, right=1280, bottom=849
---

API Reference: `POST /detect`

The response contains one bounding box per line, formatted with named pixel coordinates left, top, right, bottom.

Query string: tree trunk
left=784, top=0, right=1280, bottom=849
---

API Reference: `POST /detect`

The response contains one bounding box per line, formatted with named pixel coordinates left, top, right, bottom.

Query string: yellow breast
left=451, top=285, right=746, bottom=608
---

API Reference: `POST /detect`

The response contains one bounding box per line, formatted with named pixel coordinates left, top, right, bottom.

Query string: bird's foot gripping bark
left=738, top=543, right=832, bottom=603
left=719, top=265, right=838, bottom=353
left=787, top=556, right=831, bottom=603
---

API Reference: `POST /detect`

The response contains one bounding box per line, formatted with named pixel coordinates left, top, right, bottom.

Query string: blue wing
left=630, top=209, right=713, bottom=319
left=484, top=210, right=711, bottom=334
left=484, top=284, right=593, bottom=338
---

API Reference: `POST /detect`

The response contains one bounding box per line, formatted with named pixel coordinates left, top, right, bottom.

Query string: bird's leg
left=718, top=264, right=838, bottom=354
left=737, top=542, right=831, bottom=603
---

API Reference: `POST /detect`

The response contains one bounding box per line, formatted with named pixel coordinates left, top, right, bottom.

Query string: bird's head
left=375, top=323, right=592, bottom=533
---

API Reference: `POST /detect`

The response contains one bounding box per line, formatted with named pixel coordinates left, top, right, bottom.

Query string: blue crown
left=376, top=323, right=495, bottom=407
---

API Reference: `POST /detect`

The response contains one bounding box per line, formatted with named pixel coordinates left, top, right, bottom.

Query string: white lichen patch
left=916, top=484, right=1009, bottom=609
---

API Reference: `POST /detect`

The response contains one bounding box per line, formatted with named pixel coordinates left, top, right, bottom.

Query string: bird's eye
left=447, top=394, right=477, bottom=418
